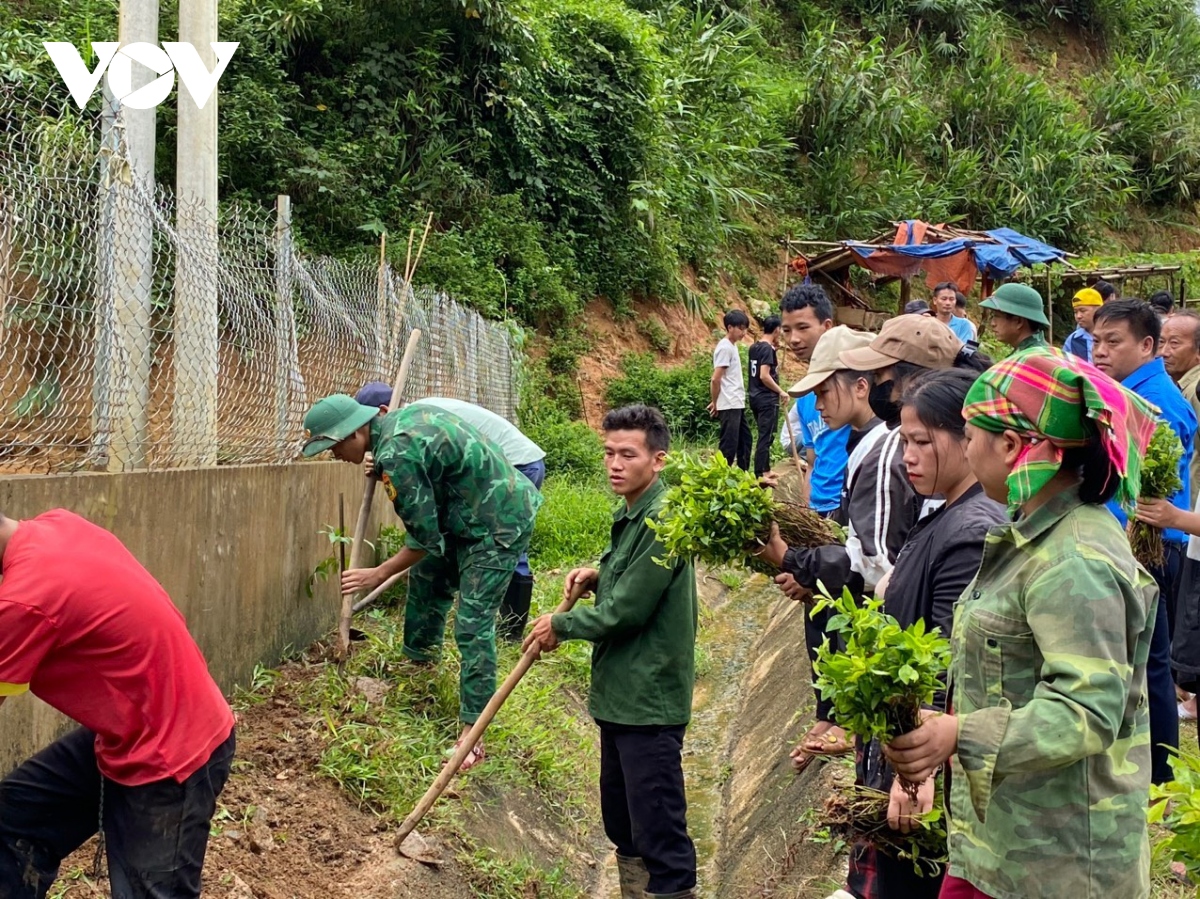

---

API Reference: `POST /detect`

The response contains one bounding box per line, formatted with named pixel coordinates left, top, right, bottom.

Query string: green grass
left=529, top=475, right=615, bottom=573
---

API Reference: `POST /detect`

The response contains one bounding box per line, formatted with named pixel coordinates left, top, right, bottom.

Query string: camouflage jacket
left=370, top=407, right=543, bottom=556
left=947, top=485, right=1156, bottom=899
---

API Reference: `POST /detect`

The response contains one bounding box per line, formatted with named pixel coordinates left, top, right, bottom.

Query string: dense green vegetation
left=4, top=0, right=1198, bottom=337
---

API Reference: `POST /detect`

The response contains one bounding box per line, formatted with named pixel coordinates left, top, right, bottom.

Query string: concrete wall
left=0, top=463, right=387, bottom=774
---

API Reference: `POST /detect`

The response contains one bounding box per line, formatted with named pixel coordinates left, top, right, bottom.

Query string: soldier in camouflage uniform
left=302, top=394, right=543, bottom=771
left=884, top=349, right=1159, bottom=899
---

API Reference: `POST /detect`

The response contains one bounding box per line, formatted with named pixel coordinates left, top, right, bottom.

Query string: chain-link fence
left=0, top=86, right=521, bottom=474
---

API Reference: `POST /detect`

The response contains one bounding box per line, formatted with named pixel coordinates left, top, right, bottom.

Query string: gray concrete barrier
left=0, top=462, right=388, bottom=774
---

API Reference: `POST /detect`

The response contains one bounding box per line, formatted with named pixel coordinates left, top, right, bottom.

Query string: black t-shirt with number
left=748, top=340, right=778, bottom=406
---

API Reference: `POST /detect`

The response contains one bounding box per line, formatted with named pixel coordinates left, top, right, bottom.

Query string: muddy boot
left=498, top=573, right=534, bottom=642
left=643, top=891, right=696, bottom=899
left=616, top=855, right=650, bottom=899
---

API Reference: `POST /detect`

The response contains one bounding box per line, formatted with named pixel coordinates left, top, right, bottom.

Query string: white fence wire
left=0, top=86, right=521, bottom=473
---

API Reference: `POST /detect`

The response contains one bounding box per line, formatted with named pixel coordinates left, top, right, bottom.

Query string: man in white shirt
left=707, top=310, right=750, bottom=471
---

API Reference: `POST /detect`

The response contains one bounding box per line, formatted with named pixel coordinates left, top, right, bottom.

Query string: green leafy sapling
left=651, top=451, right=841, bottom=573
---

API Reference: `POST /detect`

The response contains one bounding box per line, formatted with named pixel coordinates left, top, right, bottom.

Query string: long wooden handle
left=351, top=569, right=407, bottom=614
left=340, top=328, right=423, bottom=654
left=393, top=579, right=590, bottom=846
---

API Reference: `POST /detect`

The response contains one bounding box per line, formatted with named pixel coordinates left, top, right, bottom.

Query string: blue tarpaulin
left=848, top=222, right=1066, bottom=280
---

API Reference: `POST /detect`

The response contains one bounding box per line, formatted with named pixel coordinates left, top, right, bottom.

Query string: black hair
left=955, top=290, right=968, bottom=310
left=932, top=281, right=958, bottom=296
left=602, top=404, right=670, bottom=452
left=953, top=342, right=994, bottom=372
left=1149, top=290, right=1175, bottom=314
left=902, top=369, right=980, bottom=439
left=781, top=283, right=835, bottom=324
left=1093, top=298, right=1162, bottom=347
left=1061, top=442, right=1120, bottom=505
left=723, top=309, right=750, bottom=330
left=1093, top=279, right=1116, bottom=302
left=762, top=315, right=782, bottom=334
left=826, top=368, right=879, bottom=402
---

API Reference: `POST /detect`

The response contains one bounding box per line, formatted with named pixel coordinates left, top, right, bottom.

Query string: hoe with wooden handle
left=341, top=327, right=422, bottom=655
left=393, top=578, right=590, bottom=850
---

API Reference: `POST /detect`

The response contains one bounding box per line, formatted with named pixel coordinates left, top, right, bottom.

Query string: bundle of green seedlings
left=813, top=584, right=951, bottom=860
left=1129, top=421, right=1183, bottom=569
left=650, top=451, right=842, bottom=574
left=1149, top=749, right=1200, bottom=885
left=822, top=783, right=948, bottom=874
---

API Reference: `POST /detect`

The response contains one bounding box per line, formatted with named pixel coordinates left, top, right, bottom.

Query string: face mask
left=868, top=379, right=902, bottom=425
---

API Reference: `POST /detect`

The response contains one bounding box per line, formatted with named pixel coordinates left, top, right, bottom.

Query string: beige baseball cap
left=838, top=314, right=964, bottom=372
left=788, top=326, right=876, bottom=396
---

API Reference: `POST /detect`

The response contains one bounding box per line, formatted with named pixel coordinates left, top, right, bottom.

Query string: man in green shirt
left=355, top=384, right=546, bottom=640
left=302, top=394, right=543, bottom=771
left=525, top=405, right=698, bottom=899
left=978, top=282, right=1051, bottom=354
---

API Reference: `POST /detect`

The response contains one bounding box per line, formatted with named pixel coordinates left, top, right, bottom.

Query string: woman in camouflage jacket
left=884, top=349, right=1160, bottom=899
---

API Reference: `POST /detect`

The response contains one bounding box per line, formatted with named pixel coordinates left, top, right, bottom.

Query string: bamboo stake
left=403, top=228, right=415, bottom=288
left=393, top=579, right=589, bottom=848
left=407, top=212, right=434, bottom=283
left=338, top=494, right=347, bottom=578
left=340, top=328, right=423, bottom=655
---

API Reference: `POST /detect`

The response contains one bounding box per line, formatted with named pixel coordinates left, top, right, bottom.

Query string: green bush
left=605, top=351, right=719, bottom=445
left=526, top=416, right=605, bottom=479
left=1085, top=55, right=1200, bottom=206
left=530, top=476, right=615, bottom=571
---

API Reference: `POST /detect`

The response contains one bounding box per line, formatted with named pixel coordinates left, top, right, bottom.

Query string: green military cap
left=302, top=394, right=378, bottom=457
left=978, top=283, right=1051, bottom=328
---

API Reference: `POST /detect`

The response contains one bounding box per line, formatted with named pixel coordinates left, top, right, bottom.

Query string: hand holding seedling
left=883, top=710, right=958, bottom=785
left=887, top=773, right=936, bottom=835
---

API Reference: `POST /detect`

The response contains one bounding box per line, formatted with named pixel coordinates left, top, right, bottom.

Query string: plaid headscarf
left=963, top=348, right=1159, bottom=513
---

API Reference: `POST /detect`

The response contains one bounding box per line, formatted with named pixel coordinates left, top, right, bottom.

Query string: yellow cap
left=1072, top=287, right=1103, bottom=307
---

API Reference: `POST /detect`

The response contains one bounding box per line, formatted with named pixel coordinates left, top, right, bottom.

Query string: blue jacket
left=796, top=394, right=850, bottom=513
left=1108, top=357, right=1196, bottom=544
left=1062, top=327, right=1093, bottom=363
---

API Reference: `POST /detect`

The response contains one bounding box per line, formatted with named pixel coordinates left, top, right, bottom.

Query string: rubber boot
left=643, top=890, right=696, bottom=899
left=498, top=573, right=534, bottom=642
left=616, top=855, right=650, bottom=899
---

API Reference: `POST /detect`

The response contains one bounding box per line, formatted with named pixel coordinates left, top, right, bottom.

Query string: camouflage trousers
left=403, top=537, right=528, bottom=723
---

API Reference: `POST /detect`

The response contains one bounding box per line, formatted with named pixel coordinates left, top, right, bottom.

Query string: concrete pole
left=108, top=0, right=158, bottom=470
left=172, top=0, right=219, bottom=465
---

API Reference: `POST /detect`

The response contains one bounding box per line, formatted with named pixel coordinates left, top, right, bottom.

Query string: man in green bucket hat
left=979, top=282, right=1051, bottom=354
left=302, top=394, right=543, bottom=772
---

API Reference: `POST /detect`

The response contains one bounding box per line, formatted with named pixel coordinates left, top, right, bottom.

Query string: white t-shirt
left=410, top=397, right=545, bottom=465
left=713, top=337, right=745, bottom=411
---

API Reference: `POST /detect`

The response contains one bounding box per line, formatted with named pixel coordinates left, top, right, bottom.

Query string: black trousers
left=597, top=721, right=696, bottom=894
left=1148, top=543, right=1182, bottom=784
left=0, top=726, right=235, bottom=899
left=718, top=408, right=751, bottom=471
left=750, top=401, right=779, bottom=478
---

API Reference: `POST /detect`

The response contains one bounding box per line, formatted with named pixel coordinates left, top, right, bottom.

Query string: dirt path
left=52, top=670, right=495, bottom=899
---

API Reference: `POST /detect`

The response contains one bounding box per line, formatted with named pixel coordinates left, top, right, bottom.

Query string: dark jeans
left=597, top=721, right=696, bottom=894
left=1149, top=542, right=1182, bottom=784
left=718, top=408, right=751, bottom=471
left=513, top=458, right=546, bottom=578
left=750, top=401, right=779, bottom=478
left=0, top=726, right=235, bottom=899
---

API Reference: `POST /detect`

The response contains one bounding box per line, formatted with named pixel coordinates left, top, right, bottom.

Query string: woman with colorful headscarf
left=883, top=349, right=1159, bottom=899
